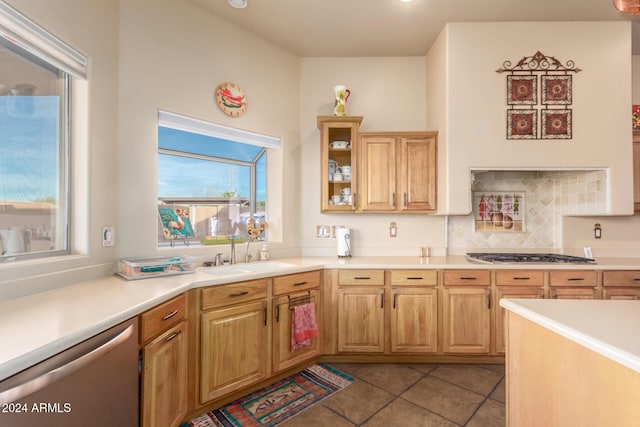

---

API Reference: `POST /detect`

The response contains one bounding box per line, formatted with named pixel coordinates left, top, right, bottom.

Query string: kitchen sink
left=199, top=261, right=295, bottom=277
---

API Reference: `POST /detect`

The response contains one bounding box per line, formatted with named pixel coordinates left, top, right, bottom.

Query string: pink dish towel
left=291, top=302, right=319, bottom=351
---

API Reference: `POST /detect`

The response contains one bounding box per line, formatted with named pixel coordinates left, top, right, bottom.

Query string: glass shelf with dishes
left=318, top=116, right=362, bottom=212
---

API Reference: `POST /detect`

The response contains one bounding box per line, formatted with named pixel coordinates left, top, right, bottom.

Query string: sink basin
left=199, top=261, right=295, bottom=277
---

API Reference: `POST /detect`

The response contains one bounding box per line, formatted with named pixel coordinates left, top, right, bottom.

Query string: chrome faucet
left=214, top=252, right=223, bottom=266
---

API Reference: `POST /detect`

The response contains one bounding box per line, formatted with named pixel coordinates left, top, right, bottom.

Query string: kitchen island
left=500, top=298, right=640, bottom=427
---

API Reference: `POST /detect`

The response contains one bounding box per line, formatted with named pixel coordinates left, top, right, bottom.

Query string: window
left=157, top=111, right=279, bottom=246
left=0, top=1, right=87, bottom=260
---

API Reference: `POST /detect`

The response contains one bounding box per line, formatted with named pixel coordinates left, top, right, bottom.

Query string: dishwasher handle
left=0, top=322, right=135, bottom=403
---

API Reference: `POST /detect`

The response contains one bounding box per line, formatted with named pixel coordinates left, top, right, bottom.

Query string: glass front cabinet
left=317, top=116, right=363, bottom=212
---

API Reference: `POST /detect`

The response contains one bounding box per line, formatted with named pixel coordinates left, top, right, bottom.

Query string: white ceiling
left=189, top=0, right=640, bottom=56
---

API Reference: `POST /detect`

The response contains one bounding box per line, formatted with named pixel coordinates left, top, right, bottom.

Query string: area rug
left=181, top=364, right=354, bottom=427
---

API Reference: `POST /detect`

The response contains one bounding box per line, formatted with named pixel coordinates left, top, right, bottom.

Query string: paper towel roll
left=336, top=227, right=351, bottom=257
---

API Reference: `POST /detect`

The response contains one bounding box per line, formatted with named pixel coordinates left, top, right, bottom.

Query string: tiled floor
left=280, top=363, right=505, bottom=427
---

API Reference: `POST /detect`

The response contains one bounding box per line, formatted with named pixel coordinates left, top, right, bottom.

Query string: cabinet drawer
left=202, top=279, right=268, bottom=310
left=140, top=293, right=186, bottom=343
left=390, top=269, right=437, bottom=286
left=549, top=270, right=597, bottom=287
left=603, top=271, right=640, bottom=287
left=338, top=270, right=385, bottom=285
left=495, top=270, right=544, bottom=287
left=443, top=270, right=491, bottom=286
left=273, top=270, right=321, bottom=296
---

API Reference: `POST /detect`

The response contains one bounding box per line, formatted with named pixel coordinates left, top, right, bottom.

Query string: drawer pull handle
left=293, top=281, right=308, bottom=286
left=162, top=310, right=179, bottom=321
left=407, top=277, right=423, bottom=280
left=354, top=277, right=371, bottom=280
left=165, top=330, right=181, bottom=342
left=263, top=303, right=267, bottom=326
left=460, top=277, right=477, bottom=280
left=567, top=278, right=585, bottom=281
left=514, top=277, right=530, bottom=280
left=634, top=278, right=640, bottom=282
left=230, top=291, right=249, bottom=297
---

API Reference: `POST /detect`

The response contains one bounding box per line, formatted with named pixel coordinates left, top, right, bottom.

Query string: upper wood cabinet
left=633, top=133, right=640, bottom=212
left=317, top=115, right=437, bottom=214
left=318, top=116, right=363, bottom=213
left=360, top=132, right=437, bottom=213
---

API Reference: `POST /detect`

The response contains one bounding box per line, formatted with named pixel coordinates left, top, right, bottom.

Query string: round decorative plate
left=215, top=82, right=247, bottom=117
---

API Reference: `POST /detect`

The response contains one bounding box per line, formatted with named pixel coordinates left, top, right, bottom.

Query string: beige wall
left=429, top=22, right=634, bottom=216
left=117, top=0, right=301, bottom=261
left=299, top=57, right=446, bottom=256
left=2, top=5, right=639, bottom=299
left=0, top=0, right=119, bottom=298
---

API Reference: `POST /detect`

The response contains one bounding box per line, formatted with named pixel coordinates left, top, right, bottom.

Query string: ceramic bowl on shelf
left=330, top=140, right=349, bottom=149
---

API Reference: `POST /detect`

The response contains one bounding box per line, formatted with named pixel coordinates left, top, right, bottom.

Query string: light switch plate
left=102, top=226, right=115, bottom=247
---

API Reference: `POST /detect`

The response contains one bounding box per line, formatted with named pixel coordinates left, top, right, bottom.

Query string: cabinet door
left=603, top=288, right=640, bottom=300
left=360, top=135, right=397, bottom=211
left=442, top=287, right=491, bottom=354
left=142, top=321, right=188, bottom=427
left=318, top=116, right=362, bottom=212
left=495, top=287, right=544, bottom=354
left=550, top=287, right=597, bottom=299
left=200, top=301, right=268, bottom=402
left=337, top=287, right=385, bottom=352
left=399, top=136, right=437, bottom=212
left=273, top=290, right=321, bottom=372
left=390, top=287, right=437, bottom=353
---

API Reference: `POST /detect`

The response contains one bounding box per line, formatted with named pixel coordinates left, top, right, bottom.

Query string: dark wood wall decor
left=497, top=51, right=581, bottom=140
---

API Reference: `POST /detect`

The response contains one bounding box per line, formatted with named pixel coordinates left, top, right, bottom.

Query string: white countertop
left=1, top=255, right=639, bottom=382
left=500, top=298, right=640, bottom=373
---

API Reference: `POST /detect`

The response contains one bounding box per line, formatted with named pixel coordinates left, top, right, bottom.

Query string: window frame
left=156, top=110, right=279, bottom=247
left=0, top=0, right=84, bottom=261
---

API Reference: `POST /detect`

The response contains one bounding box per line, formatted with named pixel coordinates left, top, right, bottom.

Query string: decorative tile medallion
left=507, top=110, right=537, bottom=139
left=507, top=75, right=537, bottom=105
left=541, top=109, right=571, bottom=139
left=541, top=75, right=572, bottom=105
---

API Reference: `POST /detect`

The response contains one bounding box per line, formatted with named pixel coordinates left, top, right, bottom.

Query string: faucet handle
left=214, top=252, right=223, bottom=266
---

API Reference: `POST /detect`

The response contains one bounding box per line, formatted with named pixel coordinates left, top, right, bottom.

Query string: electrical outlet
left=102, top=226, right=115, bottom=247
left=389, top=221, right=398, bottom=238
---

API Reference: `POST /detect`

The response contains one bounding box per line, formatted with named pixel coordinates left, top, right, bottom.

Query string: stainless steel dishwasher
left=0, top=318, right=139, bottom=427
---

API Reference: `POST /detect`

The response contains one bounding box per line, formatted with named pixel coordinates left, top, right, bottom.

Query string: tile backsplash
left=447, top=170, right=607, bottom=250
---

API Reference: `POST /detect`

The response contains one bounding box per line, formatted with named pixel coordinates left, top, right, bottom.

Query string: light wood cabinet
left=336, top=270, right=385, bottom=353
left=549, top=270, right=598, bottom=299
left=495, top=287, right=544, bottom=354
left=140, top=294, right=188, bottom=427
left=633, top=133, right=640, bottom=212
left=337, top=286, right=385, bottom=352
left=272, top=271, right=322, bottom=372
left=442, top=270, right=491, bottom=354
left=359, top=132, right=437, bottom=213
left=200, top=280, right=269, bottom=403
left=318, top=116, right=362, bottom=212
left=494, top=270, right=545, bottom=354
left=602, top=270, right=640, bottom=300
left=389, top=269, right=438, bottom=353
left=390, top=287, right=438, bottom=353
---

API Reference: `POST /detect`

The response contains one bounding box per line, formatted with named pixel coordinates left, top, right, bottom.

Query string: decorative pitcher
left=333, top=85, right=351, bottom=116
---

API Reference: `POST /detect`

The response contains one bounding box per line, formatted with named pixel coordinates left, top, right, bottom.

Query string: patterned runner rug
left=181, top=364, right=354, bottom=427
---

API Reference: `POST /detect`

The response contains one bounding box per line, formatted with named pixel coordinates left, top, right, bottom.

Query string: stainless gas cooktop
left=466, top=252, right=596, bottom=264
